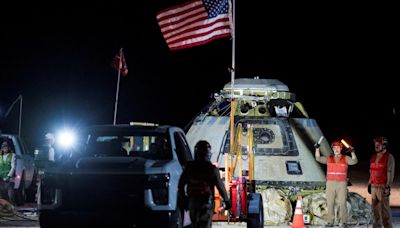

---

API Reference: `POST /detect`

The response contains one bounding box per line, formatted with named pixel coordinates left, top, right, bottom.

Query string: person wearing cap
left=315, top=140, right=358, bottom=227
left=0, top=141, right=16, bottom=202
left=369, top=136, right=395, bottom=228
left=45, top=133, right=56, bottom=161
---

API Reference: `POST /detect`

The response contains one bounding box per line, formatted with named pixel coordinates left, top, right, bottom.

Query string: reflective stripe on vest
left=369, top=152, right=389, bottom=185
left=326, top=155, right=348, bottom=182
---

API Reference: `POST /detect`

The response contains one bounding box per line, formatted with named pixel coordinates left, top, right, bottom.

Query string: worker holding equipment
left=315, top=139, right=358, bottom=227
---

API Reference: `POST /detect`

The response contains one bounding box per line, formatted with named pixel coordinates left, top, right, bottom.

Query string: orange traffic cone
left=291, top=195, right=306, bottom=228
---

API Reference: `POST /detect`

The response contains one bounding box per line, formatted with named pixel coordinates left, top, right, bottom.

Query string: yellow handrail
left=231, top=123, right=242, bottom=176
left=248, top=124, right=254, bottom=181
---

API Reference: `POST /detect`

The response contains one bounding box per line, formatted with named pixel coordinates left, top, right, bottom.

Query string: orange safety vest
left=326, top=155, right=348, bottom=182
left=369, top=152, right=389, bottom=185
left=185, top=161, right=215, bottom=198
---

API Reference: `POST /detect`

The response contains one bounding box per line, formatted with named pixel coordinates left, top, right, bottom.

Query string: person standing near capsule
left=368, top=136, right=395, bottom=228
left=315, top=138, right=358, bottom=227
left=45, top=133, right=56, bottom=162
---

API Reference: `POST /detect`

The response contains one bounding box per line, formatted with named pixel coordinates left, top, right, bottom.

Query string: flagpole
left=228, top=0, right=236, bottom=185
left=19, top=95, right=22, bottom=136
left=4, top=95, right=23, bottom=136
left=231, top=0, right=236, bottom=84
left=113, top=48, right=122, bottom=125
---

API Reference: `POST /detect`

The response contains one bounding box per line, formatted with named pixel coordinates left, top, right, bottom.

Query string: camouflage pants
left=326, top=181, right=348, bottom=224
left=371, top=186, right=393, bottom=228
left=189, top=197, right=214, bottom=228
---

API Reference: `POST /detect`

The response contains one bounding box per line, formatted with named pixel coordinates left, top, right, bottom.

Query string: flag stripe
left=158, top=5, right=204, bottom=27
left=162, top=14, right=209, bottom=38
left=170, top=33, right=230, bottom=50
left=160, top=10, right=207, bottom=33
left=156, top=0, right=203, bottom=20
left=156, top=0, right=231, bottom=50
left=166, top=18, right=230, bottom=44
left=168, top=27, right=230, bottom=47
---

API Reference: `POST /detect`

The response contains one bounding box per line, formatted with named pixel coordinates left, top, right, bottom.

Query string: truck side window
left=178, top=132, right=193, bottom=162
left=20, top=139, right=30, bottom=155
left=174, top=132, right=193, bottom=166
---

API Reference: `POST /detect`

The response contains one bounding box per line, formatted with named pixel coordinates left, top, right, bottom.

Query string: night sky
left=1, top=1, right=398, bottom=160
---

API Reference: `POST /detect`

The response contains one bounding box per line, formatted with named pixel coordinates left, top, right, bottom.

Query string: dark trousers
left=0, top=179, right=14, bottom=204
left=189, top=197, right=214, bottom=228
left=372, top=186, right=393, bottom=228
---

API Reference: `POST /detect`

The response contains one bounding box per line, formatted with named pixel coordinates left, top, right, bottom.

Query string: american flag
left=156, top=0, right=231, bottom=50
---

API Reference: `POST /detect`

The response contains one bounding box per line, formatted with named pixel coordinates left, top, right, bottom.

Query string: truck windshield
left=85, top=131, right=171, bottom=160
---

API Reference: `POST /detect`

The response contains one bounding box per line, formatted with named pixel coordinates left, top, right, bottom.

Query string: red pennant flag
left=112, top=48, right=128, bottom=76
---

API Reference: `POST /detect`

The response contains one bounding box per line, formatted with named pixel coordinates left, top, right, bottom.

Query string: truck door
left=173, top=132, right=193, bottom=167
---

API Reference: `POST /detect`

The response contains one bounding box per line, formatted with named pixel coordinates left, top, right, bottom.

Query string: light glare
left=57, top=130, right=76, bottom=148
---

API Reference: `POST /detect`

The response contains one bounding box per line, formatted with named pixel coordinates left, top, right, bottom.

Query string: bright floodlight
left=57, top=130, right=76, bottom=148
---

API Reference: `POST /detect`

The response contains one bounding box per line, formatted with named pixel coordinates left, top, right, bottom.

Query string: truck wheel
left=26, top=170, right=38, bottom=202
left=39, top=212, right=57, bottom=228
left=247, top=197, right=264, bottom=228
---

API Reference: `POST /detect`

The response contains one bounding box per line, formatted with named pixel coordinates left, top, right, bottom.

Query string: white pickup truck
left=37, top=124, right=193, bottom=228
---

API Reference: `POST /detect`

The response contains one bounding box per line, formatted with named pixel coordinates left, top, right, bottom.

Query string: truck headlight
left=56, top=130, right=76, bottom=149
left=146, top=174, right=169, bottom=205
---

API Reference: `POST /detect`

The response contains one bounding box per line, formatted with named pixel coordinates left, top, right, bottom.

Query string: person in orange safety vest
left=368, top=136, right=395, bottom=228
left=179, top=140, right=231, bottom=228
left=315, top=140, right=358, bottom=227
